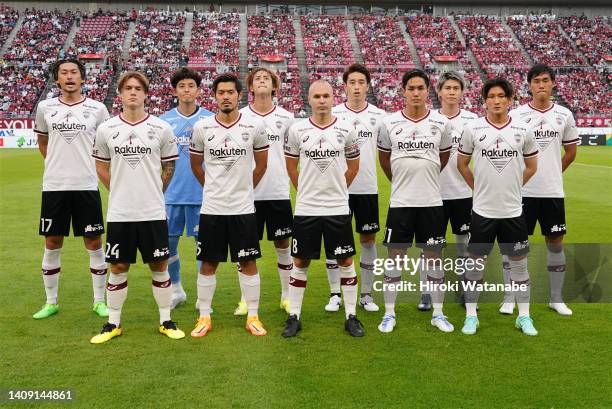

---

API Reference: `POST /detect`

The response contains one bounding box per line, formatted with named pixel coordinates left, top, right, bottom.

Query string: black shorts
left=523, top=197, right=567, bottom=236
left=197, top=214, right=261, bottom=262
left=468, top=211, right=529, bottom=257
left=105, top=220, right=169, bottom=264
left=383, top=206, right=446, bottom=251
left=442, top=197, right=472, bottom=236
left=39, top=190, right=104, bottom=237
left=255, top=200, right=293, bottom=241
left=292, top=215, right=356, bottom=260
left=349, top=194, right=380, bottom=234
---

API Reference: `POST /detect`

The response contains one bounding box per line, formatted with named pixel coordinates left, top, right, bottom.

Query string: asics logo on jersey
left=207, top=135, right=215, bottom=141
left=479, top=135, right=487, bottom=142
left=345, top=278, right=356, bottom=285
left=302, top=135, right=310, bottom=143
left=111, top=132, right=119, bottom=139
left=395, top=128, right=403, bottom=135
left=50, top=111, right=58, bottom=117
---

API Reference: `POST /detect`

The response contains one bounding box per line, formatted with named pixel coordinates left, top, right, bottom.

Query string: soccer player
left=232, top=67, right=295, bottom=316
left=283, top=79, right=364, bottom=338
left=189, top=74, right=269, bottom=337
left=457, top=77, right=539, bottom=336
left=377, top=69, right=453, bottom=333
left=160, top=68, right=213, bottom=309
left=436, top=71, right=478, bottom=307
left=499, top=64, right=578, bottom=316
left=33, top=59, right=109, bottom=319
left=90, top=71, right=185, bottom=343
left=324, top=63, right=385, bottom=313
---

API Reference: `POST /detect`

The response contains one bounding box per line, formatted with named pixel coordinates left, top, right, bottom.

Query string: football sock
left=41, top=247, right=61, bottom=305
left=510, top=258, right=531, bottom=317
left=359, top=242, right=376, bottom=295
left=418, top=253, right=429, bottom=296
left=288, top=266, right=308, bottom=318
left=151, top=270, right=172, bottom=324
left=107, top=272, right=128, bottom=326
left=455, top=234, right=469, bottom=258
left=501, top=255, right=514, bottom=303
left=168, top=236, right=181, bottom=284
left=276, top=246, right=292, bottom=299
left=425, top=259, right=445, bottom=316
left=548, top=247, right=566, bottom=303
left=197, top=274, right=216, bottom=318
left=339, top=263, right=358, bottom=319
left=383, top=266, right=401, bottom=316
left=464, top=258, right=485, bottom=317
left=326, top=259, right=340, bottom=294
left=239, top=272, right=260, bottom=317
left=88, top=248, right=107, bottom=304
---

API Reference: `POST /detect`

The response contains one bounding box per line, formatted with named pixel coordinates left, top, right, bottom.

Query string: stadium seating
left=247, top=15, right=297, bottom=68
left=0, top=7, right=18, bottom=47
left=353, top=16, right=413, bottom=69
left=507, top=15, right=588, bottom=67
left=189, top=13, right=240, bottom=69
left=560, top=16, right=612, bottom=66
left=556, top=69, right=612, bottom=116
left=301, top=15, right=355, bottom=68
left=309, top=68, right=346, bottom=105
left=67, top=12, right=130, bottom=62
left=370, top=69, right=404, bottom=112
left=0, top=65, right=47, bottom=116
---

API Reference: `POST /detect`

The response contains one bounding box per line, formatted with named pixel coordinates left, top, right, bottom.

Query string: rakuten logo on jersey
left=481, top=137, right=518, bottom=173
left=305, top=137, right=341, bottom=172
left=53, top=112, right=87, bottom=144
left=397, top=130, right=434, bottom=155
left=117, top=131, right=152, bottom=169
left=532, top=119, right=559, bottom=151
left=210, top=135, right=248, bottom=171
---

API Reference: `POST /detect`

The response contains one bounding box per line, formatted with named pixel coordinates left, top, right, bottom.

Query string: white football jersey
left=92, top=114, right=178, bottom=222
left=35, top=97, right=109, bottom=191
left=240, top=105, right=294, bottom=201
left=438, top=109, right=478, bottom=200
left=332, top=102, right=385, bottom=195
left=510, top=103, right=579, bottom=198
left=190, top=114, right=269, bottom=215
left=284, top=117, right=360, bottom=216
left=458, top=116, right=538, bottom=219
left=377, top=110, right=452, bottom=208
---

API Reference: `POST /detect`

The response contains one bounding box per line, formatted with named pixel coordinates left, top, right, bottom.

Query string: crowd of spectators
left=560, top=16, right=612, bottom=66
left=247, top=15, right=297, bottom=67
left=0, top=6, right=18, bottom=47
left=189, top=13, right=240, bottom=69
left=309, top=69, right=346, bottom=105
left=353, top=16, right=412, bottom=68
left=507, top=15, right=587, bottom=67
left=126, top=10, right=185, bottom=69
left=47, top=64, right=114, bottom=103
left=0, top=64, right=46, bottom=116
left=556, top=70, right=611, bottom=116
left=66, top=12, right=130, bottom=62
left=370, top=69, right=405, bottom=112
left=301, top=16, right=354, bottom=68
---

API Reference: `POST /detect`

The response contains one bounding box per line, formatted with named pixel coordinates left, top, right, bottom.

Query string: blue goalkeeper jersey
left=161, top=106, right=213, bottom=205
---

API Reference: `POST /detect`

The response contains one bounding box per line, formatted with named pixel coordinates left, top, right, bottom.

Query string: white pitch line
left=573, top=162, right=612, bottom=169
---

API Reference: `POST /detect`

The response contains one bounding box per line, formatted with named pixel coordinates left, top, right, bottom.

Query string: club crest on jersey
left=147, top=129, right=156, bottom=140
left=481, top=137, right=518, bottom=173
left=52, top=111, right=86, bottom=144
left=275, top=121, right=283, bottom=130
left=430, top=126, right=439, bottom=136
left=241, top=132, right=250, bottom=142
left=336, top=132, right=345, bottom=144
left=556, top=116, right=564, bottom=126
left=370, top=117, right=377, bottom=126
left=83, top=111, right=90, bottom=119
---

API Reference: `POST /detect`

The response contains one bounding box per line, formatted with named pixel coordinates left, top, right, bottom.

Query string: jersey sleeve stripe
left=440, top=146, right=452, bottom=152
left=457, top=149, right=472, bottom=156
left=377, top=144, right=391, bottom=152
left=92, top=154, right=111, bottom=162
left=253, top=144, right=270, bottom=152
left=284, top=152, right=300, bottom=158
left=161, top=154, right=179, bottom=161
left=562, top=138, right=580, bottom=145
left=34, top=130, right=48, bottom=135
left=346, top=152, right=360, bottom=160
left=189, top=148, right=204, bottom=155
left=524, top=150, right=539, bottom=158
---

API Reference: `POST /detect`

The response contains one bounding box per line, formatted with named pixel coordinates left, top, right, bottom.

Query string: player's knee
left=148, top=260, right=168, bottom=272
left=83, top=236, right=102, bottom=250
left=200, top=261, right=218, bottom=275
left=293, top=258, right=309, bottom=269
left=238, top=260, right=258, bottom=275
left=360, top=234, right=376, bottom=246
left=508, top=258, right=529, bottom=282
left=45, top=236, right=63, bottom=250
left=464, top=257, right=485, bottom=281
left=111, top=263, right=130, bottom=273
left=545, top=236, right=563, bottom=252
left=274, top=238, right=290, bottom=249
left=336, top=257, right=353, bottom=268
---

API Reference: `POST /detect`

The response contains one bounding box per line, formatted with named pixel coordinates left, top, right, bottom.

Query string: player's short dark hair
left=482, top=77, right=514, bottom=100
left=246, top=67, right=280, bottom=95
left=51, top=59, right=86, bottom=82
left=436, top=70, right=466, bottom=92
left=527, top=64, right=555, bottom=83
left=342, top=63, right=371, bottom=84
left=212, top=73, right=242, bottom=94
left=170, top=67, right=202, bottom=88
left=117, top=71, right=149, bottom=94
left=401, top=69, right=430, bottom=89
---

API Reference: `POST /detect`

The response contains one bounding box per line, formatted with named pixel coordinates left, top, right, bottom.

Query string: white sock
left=88, top=248, right=107, bottom=304
left=418, top=254, right=429, bottom=296
left=501, top=255, right=514, bottom=303
left=383, top=267, right=401, bottom=316
left=239, top=272, right=261, bottom=317
left=41, top=248, right=61, bottom=304
left=510, top=258, right=531, bottom=317
left=548, top=248, right=566, bottom=303
left=288, top=266, right=308, bottom=318
left=340, top=263, right=358, bottom=319
left=455, top=234, right=469, bottom=258
left=152, top=270, right=172, bottom=324
left=197, top=274, right=216, bottom=318
left=326, top=260, right=340, bottom=294
left=359, top=242, right=376, bottom=295
left=173, top=280, right=185, bottom=295
left=425, top=258, right=445, bottom=317
left=107, top=272, right=128, bottom=326
left=276, top=246, right=292, bottom=299
left=464, top=258, right=485, bottom=317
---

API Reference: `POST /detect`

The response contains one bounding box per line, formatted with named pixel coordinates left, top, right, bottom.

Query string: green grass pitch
left=0, top=147, right=610, bottom=408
